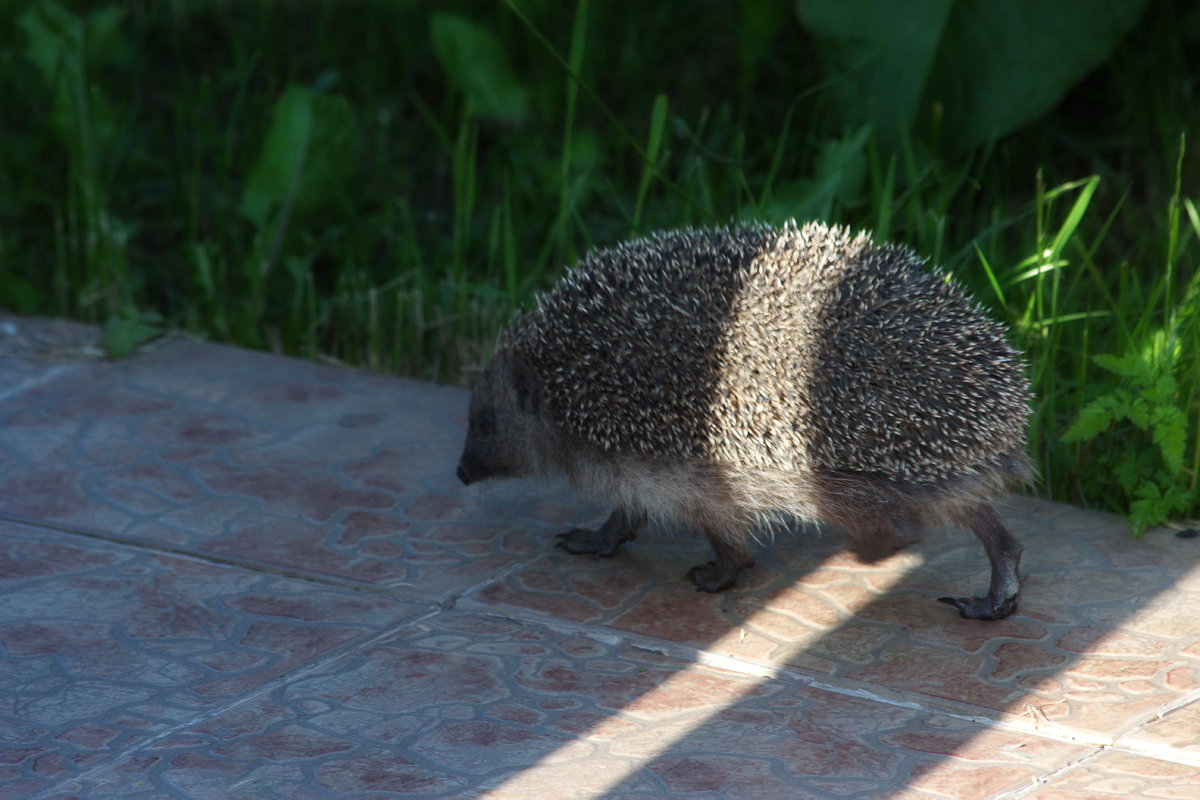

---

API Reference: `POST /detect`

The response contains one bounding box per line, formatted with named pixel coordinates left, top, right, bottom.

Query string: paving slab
left=0, top=520, right=423, bottom=798
left=1024, top=748, right=1200, bottom=798
left=1122, top=695, right=1200, bottom=761
left=40, top=611, right=1087, bottom=800
left=469, top=497, right=1200, bottom=744
left=0, top=322, right=570, bottom=604
left=0, top=316, right=101, bottom=397
left=1, top=312, right=1198, bottom=799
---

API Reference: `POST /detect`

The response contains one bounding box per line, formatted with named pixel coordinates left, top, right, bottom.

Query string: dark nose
left=456, top=463, right=472, bottom=485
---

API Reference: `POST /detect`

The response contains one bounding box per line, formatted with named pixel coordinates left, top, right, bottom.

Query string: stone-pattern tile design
left=0, top=522, right=421, bottom=798
left=1, top=313, right=1198, bottom=799
left=0, top=314, right=105, bottom=399
left=474, top=497, right=1200, bottom=742
left=1027, top=749, right=1200, bottom=798
left=1123, top=695, right=1200, bottom=758
left=0, top=332, right=580, bottom=602
left=46, top=613, right=1085, bottom=800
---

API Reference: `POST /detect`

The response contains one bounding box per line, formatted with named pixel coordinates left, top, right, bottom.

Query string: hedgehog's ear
left=510, top=355, right=541, bottom=415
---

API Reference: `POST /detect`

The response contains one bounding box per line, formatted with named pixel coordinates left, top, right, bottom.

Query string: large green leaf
left=796, top=0, right=952, bottom=138
left=796, top=0, right=1150, bottom=151
left=18, top=0, right=125, bottom=146
left=431, top=13, right=530, bottom=122
left=239, top=85, right=357, bottom=231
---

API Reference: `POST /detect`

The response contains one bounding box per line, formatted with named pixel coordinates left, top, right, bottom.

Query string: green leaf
left=1149, top=404, right=1187, bottom=475
left=19, top=0, right=83, bottom=84
left=104, top=310, right=163, bottom=359
left=1112, top=458, right=1144, bottom=497
left=796, top=0, right=1149, bottom=151
left=1128, top=484, right=1162, bottom=537
left=765, top=126, right=869, bottom=221
left=431, top=13, right=530, bottom=122
left=796, top=0, right=953, bottom=139
left=1126, top=396, right=1151, bottom=430
left=1130, top=480, right=1198, bottom=537
left=239, top=85, right=357, bottom=231
left=1093, top=351, right=1149, bottom=382
left=1062, top=394, right=1120, bottom=442
left=926, top=1, right=1149, bottom=151
left=1147, top=373, right=1180, bottom=405
left=18, top=0, right=125, bottom=145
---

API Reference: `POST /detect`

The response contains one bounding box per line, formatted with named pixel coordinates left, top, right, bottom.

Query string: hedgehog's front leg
left=557, top=507, right=643, bottom=558
left=687, top=533, right=755, bottom=592
left=938, top=503, right=1022, bottom=620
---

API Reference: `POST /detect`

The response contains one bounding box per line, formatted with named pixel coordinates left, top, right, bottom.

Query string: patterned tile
left=2, top=316, right=1197, bottom=799
left=1025, top=749, right=1200, bottom=799
left=1122, top=695, right=1200, bottom=760
left=49, top=612, right=1084, bottom=800
left=470, top=498, right=1200, bottom=740
left=0, top=314, right=104, bottom=400
left=0, top=522, right=422, bottom=797
left=0, top=336, right=560, bottom=601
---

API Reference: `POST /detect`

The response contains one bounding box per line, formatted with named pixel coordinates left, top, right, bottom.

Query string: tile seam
left=453, top=597, right=1118, bottom=748
left=0, top=511, right=438, bottom=602
left=994, top=747, right=1107, bottom=799
left=26, top=602, right=445, bottom=800
left=0, top=362, right=77, bottom=403
left=1108, top=683, right=1200, bottom=767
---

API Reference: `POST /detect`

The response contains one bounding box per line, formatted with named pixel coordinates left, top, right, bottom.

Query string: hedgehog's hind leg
left=687, top=533, right=755, bottom=593
left=938, top=503, right=1023, bottom=620
left=557, top=507, right=644, bottom=558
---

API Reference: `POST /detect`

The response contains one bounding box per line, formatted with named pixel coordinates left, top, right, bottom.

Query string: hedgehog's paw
left=555, top=509, right=640, bottom=559
left=938, top=593, right=1018, bottom=621
left=686, top=562, right=736, bottom=592
left=556, top=527, right=630, bottom=558
left=686, top=558, right=754, bottom=593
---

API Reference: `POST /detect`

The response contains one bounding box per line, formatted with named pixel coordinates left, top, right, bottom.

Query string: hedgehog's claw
left=942, top=503, right=1023, bottom=621
left=686, top=561, right=741, bottom=592
left=938, top=593, right=1018, bottom=621
left=555, top=508, right=642, bottom=559
left=556, top=528, right=629, bottom=558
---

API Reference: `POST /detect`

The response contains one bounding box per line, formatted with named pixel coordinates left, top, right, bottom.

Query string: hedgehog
left=456, top=221, right=1032, bottom=620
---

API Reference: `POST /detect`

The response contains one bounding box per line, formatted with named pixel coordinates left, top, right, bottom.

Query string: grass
left=1, top=0, right=1198, bottom=531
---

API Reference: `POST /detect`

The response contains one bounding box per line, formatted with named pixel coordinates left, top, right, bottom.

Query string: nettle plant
left=1062, top=185, right=1200, bottom=535
left=1064, top=334, right=1196, bottom=535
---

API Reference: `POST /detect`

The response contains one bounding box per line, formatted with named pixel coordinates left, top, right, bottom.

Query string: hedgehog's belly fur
left=561, top=442, right=1028, bottom=550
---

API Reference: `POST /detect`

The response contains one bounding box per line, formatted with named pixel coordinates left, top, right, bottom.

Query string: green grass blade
left=633, top=93, right=669, bottom=229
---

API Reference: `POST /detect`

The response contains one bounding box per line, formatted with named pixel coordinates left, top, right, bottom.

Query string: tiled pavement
left=0, top=313, right=1198, bottom=800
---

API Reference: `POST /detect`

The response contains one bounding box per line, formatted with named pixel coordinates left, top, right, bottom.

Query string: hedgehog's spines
left=498, top=220, right=1030, bottom=490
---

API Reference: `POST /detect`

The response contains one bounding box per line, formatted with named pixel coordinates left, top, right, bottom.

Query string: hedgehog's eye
left=472, top=409, right=495, bottom=438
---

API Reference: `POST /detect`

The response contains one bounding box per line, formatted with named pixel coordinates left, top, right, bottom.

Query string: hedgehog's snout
left=456, top=440, right=493, bottom=485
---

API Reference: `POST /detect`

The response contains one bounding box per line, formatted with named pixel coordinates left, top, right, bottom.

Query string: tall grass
left=1, top=0, right=1197, bottom=529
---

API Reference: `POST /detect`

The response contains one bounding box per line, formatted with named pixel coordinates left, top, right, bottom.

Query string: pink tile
left=0, top=523, right=420, bottom=796
left=0, top=335, right=555, bottom=599
left=1123, top=697, right=1200, bottom=757
left=1026, top=749, right=1200, bottom=799
left=50, top=611, right=1085, bottom=799
left=472, top=497, right=1200, bottom=741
